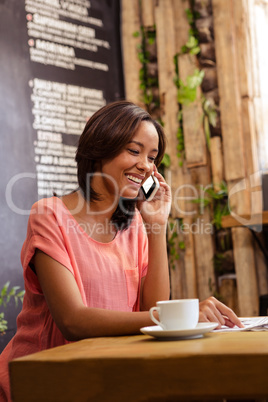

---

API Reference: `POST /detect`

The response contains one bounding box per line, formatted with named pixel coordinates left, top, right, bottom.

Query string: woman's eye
left=128, top=148, right=156, bottom=161
left=128, top=149, right=139, bottom=155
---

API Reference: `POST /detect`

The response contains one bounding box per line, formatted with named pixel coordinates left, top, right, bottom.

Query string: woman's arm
left=34, top=249, right=243, bottom=340
left=137, top=169, right=243, bottom=328
left=140, top=226, right=170, bottom=310
left=138, top=169, right=171, bottom=310
left=33, top=250, right=156, bottom=341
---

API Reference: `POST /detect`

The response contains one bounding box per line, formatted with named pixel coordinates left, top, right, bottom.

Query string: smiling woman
left=0, top=101, right=171, bottom=401
left=76, top=103, right=165, bottom=186
left=99, top=121, right=159, bottom=199
left=75, top=101, right=166, bottom=231
left=0, top=101, right=243, bottom=402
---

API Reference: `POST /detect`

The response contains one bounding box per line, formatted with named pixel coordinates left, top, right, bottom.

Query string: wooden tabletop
left=9, top=330, right=268, bottom=401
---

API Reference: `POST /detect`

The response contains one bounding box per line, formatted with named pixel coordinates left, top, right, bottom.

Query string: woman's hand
left=138, top=167, right=171, bottom=226
left=199, top=296, right=244, bottom=329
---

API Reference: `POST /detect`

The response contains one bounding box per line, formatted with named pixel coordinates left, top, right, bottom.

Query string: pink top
left=0, top=197, right=148, bottom=401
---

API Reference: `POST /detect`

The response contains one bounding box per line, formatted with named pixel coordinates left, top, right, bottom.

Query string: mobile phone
left=141, top=175, right=160, bottom=201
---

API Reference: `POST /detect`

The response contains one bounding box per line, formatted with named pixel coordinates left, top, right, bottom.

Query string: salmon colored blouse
left=0, top=197, right=148, bottom=401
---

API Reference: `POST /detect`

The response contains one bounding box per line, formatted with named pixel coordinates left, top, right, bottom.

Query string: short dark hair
left=75, top=100, right=166, bottom=230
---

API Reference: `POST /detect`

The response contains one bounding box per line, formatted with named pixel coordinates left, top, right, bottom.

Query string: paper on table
left=214, top=316, right=268, bottom=332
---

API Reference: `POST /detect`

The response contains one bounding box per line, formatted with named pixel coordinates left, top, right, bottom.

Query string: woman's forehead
left=132, top=121, right=159, bottom=144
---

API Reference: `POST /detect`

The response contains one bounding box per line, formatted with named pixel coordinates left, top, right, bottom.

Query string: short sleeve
left=21, top=199, right=74, bottom=293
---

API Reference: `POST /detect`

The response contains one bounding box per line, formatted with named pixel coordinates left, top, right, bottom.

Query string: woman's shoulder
left=28, top=197, right=70, bottom=230
left=30, top=196, right=65, bottom=215
left=26, top=197, right=72, bottom=238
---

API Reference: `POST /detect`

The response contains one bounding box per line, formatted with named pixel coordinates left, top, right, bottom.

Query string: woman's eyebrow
left=128, top=140, right=158, bottom=153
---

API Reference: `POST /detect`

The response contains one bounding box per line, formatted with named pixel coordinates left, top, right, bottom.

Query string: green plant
left=191, top=181, right=229, bottom=229
left=173, top=53, right=205, bottom=166
left=133, top=24, right=169, bottom=173
left=176, top=69, right=205, bottom=105
left=168, top=219, right=185, bottom=270
left=213, top=253, right=227, bottom=274
left=168, top=230, right=180, bottom=270
left=173, top=55, right=185, bottom=167
left=172, top=5, right=203, bottom=167
left=181, top=7, right=200, bottom=55
left=202, top=97, right=218, bottom=150
left=161, top=153, right=171, bottom=168
left=181, top=35, right=200, bottom=55
left=0, top=282, right=24, bottom=334
left=133, top=26, right=158, bottom=111
left=173, top=5, right=218, bottom=164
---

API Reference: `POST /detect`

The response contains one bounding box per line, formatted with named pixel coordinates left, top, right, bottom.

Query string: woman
left=0, top=101, right=242, bottom=401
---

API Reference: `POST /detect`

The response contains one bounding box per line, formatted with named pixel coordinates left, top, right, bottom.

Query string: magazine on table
left=215, top=316, right=268, bottom=332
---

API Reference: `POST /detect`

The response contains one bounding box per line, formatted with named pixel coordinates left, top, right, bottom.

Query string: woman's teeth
left=126, top=175, right=142, bottom=184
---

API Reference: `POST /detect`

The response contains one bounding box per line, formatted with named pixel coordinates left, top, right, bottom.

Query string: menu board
left=0, top=0, right=124, bottom=349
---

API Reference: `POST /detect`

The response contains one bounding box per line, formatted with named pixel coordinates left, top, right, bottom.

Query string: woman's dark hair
left=75, top=100, right=166, bottom=230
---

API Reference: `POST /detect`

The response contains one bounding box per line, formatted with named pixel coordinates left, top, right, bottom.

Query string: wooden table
left=9, top=330, right=268, bottom=401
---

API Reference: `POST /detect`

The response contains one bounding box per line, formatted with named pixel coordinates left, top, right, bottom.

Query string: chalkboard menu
left=0, top=0, right=124, bottom=349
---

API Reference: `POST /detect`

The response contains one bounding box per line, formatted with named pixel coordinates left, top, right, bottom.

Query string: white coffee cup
left=149, top=299, right=199, bottom=330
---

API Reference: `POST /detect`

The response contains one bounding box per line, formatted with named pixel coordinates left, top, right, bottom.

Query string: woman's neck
left=61, top=190, right=118, bottom=242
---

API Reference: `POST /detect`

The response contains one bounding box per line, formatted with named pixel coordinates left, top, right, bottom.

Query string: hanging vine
left=133, top=25, right=170, bottom=169
left=173, top=7, right=217, bottom=165
left=171, top=5, right=231, bottom=286
left=133, top=27, right=158, bottom=112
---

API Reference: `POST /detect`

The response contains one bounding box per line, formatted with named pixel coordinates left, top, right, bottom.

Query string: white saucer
left=140, top=322, right=218, bottom=340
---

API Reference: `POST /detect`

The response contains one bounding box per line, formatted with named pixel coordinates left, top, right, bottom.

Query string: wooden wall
left=213, top=0, right=266, bottom=316
left=121, top=0, right=268, bottom=316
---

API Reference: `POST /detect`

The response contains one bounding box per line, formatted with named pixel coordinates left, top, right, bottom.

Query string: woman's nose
left=136, top=157, right=151, bottom=172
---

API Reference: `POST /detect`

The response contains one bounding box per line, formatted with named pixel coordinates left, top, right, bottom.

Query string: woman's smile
left=125, top=173, right=145, bottom=186
left=96, top=121, right=159, bottom=200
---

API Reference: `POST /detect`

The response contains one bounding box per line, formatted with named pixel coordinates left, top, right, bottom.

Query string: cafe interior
left=1, top=0, right=268, bottom=401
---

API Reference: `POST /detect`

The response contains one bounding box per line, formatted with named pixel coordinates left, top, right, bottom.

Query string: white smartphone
left=141, top=175, right=160, bottom=201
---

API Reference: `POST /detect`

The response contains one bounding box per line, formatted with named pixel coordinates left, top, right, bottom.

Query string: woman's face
left=97, top=121, right=159, bottom=200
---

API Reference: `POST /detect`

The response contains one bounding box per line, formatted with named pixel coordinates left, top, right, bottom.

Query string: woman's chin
left=120, top=191, right=140, bottom=200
